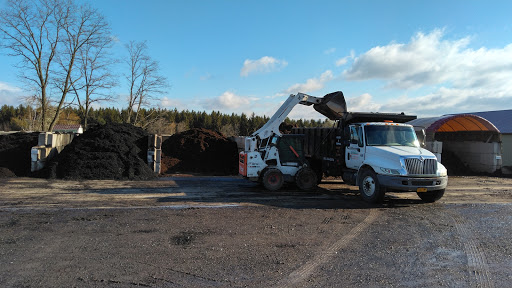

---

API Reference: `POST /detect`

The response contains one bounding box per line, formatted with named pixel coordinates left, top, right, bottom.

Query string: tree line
left=0, top=0, right=167, bottom=131
left=0, top=104, right=333, bottom=136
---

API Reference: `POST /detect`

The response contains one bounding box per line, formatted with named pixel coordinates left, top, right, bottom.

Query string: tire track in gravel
left=274, top=209, right=381, bottom=288
left=451, top=212, right=494, bottom=288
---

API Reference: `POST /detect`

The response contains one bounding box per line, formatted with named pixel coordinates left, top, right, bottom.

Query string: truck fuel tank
left=313, top=91, right=347, bottom=120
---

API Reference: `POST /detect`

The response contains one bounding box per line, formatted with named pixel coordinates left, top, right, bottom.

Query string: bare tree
left=70, top=34, right=117, bottom=129
left=125, top=41, right=168, bottom=125
left=0, top=0, right=62, bottom=131
left=49, top=2, right=111, bottom=131
left=0, top=0, right=111, bottom=131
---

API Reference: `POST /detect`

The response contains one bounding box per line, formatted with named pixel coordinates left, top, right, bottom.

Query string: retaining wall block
left=148, top=135, right=163, bottom=149
left=38, top=132, right=51, bottom=146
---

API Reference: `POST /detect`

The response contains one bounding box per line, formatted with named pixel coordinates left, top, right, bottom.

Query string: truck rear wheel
left=417, top=189, right=445, bottom=203
left=295, top=167, right=317, bottom=190
left=262, top=168, right=284, bottom=191
left=359, top=169, right=385, bottom=203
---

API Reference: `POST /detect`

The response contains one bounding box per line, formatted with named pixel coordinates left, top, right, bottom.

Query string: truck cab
left=345, top=122, right=448, bottom=202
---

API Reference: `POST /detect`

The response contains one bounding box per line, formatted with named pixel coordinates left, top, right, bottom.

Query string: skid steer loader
left=238, top=91, right=346, bottom=191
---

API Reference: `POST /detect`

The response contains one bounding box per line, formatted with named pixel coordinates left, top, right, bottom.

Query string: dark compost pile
left=0, top=132, right=39, bottom=177
left=0, top=167, right=17, bottom=178
left=161, top=128, right=239, bottom=175
left=49, top=123, right=156, bottom=180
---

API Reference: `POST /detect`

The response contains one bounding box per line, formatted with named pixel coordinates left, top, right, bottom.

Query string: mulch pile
left=0, top=132, right=39, bottom=177
left=45, top=123, right=156, bottom=180
left=160, top=128, right=239, bottom=175
left=0, top=167, right=17, bottom=178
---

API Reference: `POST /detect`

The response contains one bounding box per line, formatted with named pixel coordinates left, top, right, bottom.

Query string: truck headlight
left=380, top=167, right=400, bottom=175
left=437, top=164, right=448, bottom=177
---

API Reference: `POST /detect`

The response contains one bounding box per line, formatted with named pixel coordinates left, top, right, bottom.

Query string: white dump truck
left=239, top=91, right=448, bottom=203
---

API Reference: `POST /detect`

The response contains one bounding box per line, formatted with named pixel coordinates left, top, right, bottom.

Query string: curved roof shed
left=408, top=114, right=500, bottom=142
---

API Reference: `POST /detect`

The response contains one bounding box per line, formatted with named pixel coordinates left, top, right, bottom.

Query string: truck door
left=345, top=125, right=365, bottom=170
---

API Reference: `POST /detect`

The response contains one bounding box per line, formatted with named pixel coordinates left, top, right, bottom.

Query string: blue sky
left=1, top=0, right=512, bottom=119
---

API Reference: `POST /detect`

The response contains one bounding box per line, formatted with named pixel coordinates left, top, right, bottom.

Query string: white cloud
left=342, top=29, right=512, bottom=116
left=160, top=97, right=184, bottom=109
left=335, top=50, right=355, bottom=67
left=0, top=82, right=22, bottom=106
left=217, top=91, right=251, bottom=109
left=324, top=48, right=336, bottom=55
left=200, top=73, right=213, bottom=81
left=335, top=58, right=348, bottom=67
left=346, top=93, right=382, bottom=112
left=282, top=70, right=335, bottom=95
left=379, top=87, right=512, bottom=117
left=240, top=56, right=288, bottom=77
left=202, top=91, right=260, bottom=115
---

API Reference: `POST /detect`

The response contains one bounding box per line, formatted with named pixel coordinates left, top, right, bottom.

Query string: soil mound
left=161, top=128, right=239, bottom=175
left=0, top=132, right=39, bottom=176
left=0, top=167, right=16, bottom=178
left=51, top=123, right=156, bottom=180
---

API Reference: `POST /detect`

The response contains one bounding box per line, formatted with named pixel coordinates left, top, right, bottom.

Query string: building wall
left=442, top=141, right=502, bottom=174
left=501, top=134, right=512, bottom=173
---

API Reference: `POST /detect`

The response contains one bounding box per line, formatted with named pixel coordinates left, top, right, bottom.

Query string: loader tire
left=296, top=167, right=317, bottom=190
left=262, top=168, right=284, bottom=191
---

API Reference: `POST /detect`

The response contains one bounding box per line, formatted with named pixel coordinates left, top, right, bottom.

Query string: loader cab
left=260, top=134, right=305, bottom=167
left=275, top=134, right=305, bottom=166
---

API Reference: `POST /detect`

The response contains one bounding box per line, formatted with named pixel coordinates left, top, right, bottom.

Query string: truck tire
left=359, top=169, right=385, bottom=203
left=295, top=167, right=318, bottom=190
left=262, top=168, right=284, bottom=191
left=417, top=189, right=445, bottom=203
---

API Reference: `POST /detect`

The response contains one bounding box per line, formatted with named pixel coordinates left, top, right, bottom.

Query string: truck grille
left=404, top=158, right=437, bottom=175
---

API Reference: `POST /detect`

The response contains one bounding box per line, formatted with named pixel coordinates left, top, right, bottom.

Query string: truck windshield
left=365, top=125, right=419, bottom=147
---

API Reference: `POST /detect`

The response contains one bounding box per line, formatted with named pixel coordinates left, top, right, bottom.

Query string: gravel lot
left=1, top=176, right=511, bottom=287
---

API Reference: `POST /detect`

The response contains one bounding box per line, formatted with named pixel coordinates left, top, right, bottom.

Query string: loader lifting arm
left=244, top=91, right=347, bottom=152
left=251, top=93, right=322, bottom=140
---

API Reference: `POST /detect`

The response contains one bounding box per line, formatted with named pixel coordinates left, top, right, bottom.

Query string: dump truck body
left=293, top=114, right=448, bottom=202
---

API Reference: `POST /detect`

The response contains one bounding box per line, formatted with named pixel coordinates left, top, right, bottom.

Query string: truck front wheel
left=262, top=168, right=284, bottom=191
left=417, top=189, right=445, bottom=203
left=359, top=169, right=385, bottom=203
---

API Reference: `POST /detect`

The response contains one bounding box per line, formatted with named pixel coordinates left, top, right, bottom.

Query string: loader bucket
left=313, top=91, right=347, bottom=120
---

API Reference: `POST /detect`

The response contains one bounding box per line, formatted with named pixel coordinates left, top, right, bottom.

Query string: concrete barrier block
left=147, top=150, right=155, bottom=163
left=31, top=147, right=40, bottom=162
left=151, top=162, right=161, bottom=174
left=434, top=153, right=442, bottom=163
left=31, top=160, right=46, bottom=172
left=147, top=148, right=162, bottom=163
left=155, top=149, right=161, bottom=162
left=39, top=146, right=54, bottom=161
left=432, top=141, right=443, bottom=153
left=38, top=132, right=51, bottom=146
left=48, top=133, right=58, bottom=147
left=148, top=135, right=163, bottom=149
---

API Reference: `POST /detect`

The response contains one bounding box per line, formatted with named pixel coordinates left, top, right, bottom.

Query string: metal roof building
left=408, top=113, right=505, bottom=174
left=466, top=109, right=512, bottom=134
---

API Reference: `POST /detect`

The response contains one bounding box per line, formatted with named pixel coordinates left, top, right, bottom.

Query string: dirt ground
left=1, top=176, right=511, bottom=287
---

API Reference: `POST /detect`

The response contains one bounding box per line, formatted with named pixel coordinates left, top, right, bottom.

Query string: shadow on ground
left=83, top=177, right=426, bottom=210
